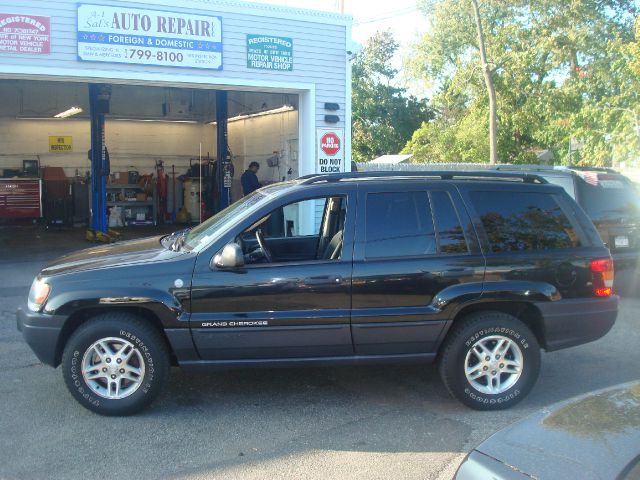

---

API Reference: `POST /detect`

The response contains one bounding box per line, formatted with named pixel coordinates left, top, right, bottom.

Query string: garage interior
left=0, top=79, right=299, bottom=234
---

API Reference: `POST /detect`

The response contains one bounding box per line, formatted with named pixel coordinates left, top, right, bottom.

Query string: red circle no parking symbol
left=320, top=132, right=341, bottom=156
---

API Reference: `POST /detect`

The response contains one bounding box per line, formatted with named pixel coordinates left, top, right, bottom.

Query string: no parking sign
left=316, top=128, right=344, bottom=174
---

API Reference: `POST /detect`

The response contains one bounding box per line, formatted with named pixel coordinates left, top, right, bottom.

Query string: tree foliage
left=404, top=0, right=638, bottom=166
left=352, top=30, right=433, bottom=162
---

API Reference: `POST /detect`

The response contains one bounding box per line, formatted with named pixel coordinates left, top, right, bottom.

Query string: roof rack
left=563, top=165, right=619, bottom=174
left=493, top=164, right=621, bottom=175
left=298, top=170, right=549, bottom=185
left=493, top=164, right=558, bottom=172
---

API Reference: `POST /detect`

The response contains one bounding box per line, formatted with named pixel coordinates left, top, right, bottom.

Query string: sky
left=248, top=0, right=428, bottom=92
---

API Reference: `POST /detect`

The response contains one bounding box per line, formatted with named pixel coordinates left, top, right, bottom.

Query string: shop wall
left=0, top=0, right=349, bottom=133
left=228, top=109, right=298, bottom=200
left=0, top=118, right=215, bottom=178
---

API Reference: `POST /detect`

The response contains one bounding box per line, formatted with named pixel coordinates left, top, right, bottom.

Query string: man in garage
left=241, top=161, right=262, bottom=196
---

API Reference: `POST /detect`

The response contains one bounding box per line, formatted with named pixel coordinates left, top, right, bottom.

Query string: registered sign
left=0, top=13, right=50, bottom=55
left=247, top=34, right=293, bottom=71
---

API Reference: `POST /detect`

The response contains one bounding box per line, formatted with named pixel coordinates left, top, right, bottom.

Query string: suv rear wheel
left=438, top=311, right=540, bottom=410
left=61, top=312, right=170, bottom=416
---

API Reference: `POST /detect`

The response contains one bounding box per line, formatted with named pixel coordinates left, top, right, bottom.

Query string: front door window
left=239, top=196, right=346, bottom=265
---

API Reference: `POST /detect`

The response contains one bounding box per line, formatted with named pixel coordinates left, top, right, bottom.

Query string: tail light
left=591, top=258, right=614, bottom=297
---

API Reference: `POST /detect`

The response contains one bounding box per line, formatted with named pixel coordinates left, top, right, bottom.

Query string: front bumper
left=17, top=306, right=67, bottom=367
left=535, top=295, right=618, bottom=352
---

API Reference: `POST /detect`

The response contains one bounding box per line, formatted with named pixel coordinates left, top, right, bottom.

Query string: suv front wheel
left=61, top=312, right=170, bottom=416
left=438, top=311, right=541, bottom=410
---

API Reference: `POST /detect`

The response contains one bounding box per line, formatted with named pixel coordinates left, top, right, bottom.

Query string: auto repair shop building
left=0, top=0, right=351, bottom=231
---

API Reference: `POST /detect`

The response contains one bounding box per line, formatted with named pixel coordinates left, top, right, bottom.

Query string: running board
left=178, top=352, right=437, bottom=371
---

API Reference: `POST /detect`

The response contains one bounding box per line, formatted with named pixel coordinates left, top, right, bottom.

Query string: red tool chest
left=0, top=178, right=42, bottom=219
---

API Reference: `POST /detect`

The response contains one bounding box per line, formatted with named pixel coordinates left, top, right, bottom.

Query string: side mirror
left=212, top=242, right=245, bottom=269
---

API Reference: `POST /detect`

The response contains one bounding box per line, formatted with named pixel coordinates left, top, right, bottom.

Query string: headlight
left=28, top=278, right=51, bottom=311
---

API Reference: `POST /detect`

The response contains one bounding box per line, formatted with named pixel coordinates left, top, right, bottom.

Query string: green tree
left=352, top=30, right=432, bottom=163
left=404, top=0, right=638, bottom=166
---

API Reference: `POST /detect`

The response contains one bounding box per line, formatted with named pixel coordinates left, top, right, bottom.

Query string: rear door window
left=430, top=190, right=469, bottom=254
left=470, top=191, right=581, bottom=252
left=365, top=191, right=436, bottom=258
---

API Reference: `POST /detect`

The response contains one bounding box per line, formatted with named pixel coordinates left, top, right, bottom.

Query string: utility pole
left=470, top=0, right=498, bottom=165
left=338, top=0, right=344, bottom=14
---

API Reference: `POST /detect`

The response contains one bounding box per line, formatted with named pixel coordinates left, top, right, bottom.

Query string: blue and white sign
left=77, top=4, right=222, bottom=70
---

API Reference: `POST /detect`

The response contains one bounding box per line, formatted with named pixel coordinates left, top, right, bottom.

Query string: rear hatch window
left=576, top=172, right=640, bottom=251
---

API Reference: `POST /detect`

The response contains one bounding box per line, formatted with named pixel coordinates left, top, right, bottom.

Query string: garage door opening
left=0, top=78, right=300, bottom=230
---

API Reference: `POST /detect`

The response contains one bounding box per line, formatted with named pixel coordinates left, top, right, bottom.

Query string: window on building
left=470, top=191, right=581, bottom=252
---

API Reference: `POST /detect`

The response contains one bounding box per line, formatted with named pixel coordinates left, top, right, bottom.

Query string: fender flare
left=432, top=280, right=560, bottom=348
left=45, top=287, right=186, bottom=327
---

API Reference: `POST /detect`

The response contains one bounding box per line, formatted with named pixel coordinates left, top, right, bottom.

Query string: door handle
left=439, top=268, right=475, bottom=278
left=303, top=275, right=343, bottom=285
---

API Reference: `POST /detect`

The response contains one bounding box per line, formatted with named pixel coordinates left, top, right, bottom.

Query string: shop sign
left=247, top=35, right=292, bottom=71
left=316, top=128, right=344, bottom=174
left=77, top=4, right=222, bottom=70
left=49, top=136, right=73, bottom=153
left=0, top=14, right=50, bottom=55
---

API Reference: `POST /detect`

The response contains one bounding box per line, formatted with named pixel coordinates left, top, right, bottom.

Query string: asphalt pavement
left=1, top=226, right=639, bottom=480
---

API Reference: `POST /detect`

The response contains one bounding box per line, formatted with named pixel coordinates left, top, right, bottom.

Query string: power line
left=353, top=6, right=418, bottom=26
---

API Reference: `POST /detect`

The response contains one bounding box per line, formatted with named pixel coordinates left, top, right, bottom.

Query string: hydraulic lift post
left=89, top=83, right=107, bottom=233
left=87, top=84, right=117, bottom=242
left=216, top=90, right=231, bottom=211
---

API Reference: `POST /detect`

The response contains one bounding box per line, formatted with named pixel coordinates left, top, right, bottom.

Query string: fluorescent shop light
left=53, top=106, right=83, bottom=118
left=110, top=118, right=199, bottom=124
left=208, top=105, right=295, bottom=125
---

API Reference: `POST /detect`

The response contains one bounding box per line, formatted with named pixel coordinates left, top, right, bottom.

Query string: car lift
left=85, top=87, right=231, bottom=242
left=86, top=84, right=120, bottom=243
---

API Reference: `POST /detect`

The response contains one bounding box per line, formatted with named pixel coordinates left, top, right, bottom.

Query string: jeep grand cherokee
left=17, top=171, right=618, bottom=415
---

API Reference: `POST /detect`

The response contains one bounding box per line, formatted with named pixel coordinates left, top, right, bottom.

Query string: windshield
left=577, top=174, right=640, bottom=224
left=183, top=183, right=294, bottom=252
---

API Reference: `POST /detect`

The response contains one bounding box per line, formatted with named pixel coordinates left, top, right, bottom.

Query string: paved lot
left=1, top=226, right=639, bottom=480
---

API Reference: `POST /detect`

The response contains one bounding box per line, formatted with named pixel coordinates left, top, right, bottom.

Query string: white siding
left=0, top=0, right=349, bottom=131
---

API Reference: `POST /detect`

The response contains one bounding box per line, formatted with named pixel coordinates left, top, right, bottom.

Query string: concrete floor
left=1, top=226, right=639, bottom=480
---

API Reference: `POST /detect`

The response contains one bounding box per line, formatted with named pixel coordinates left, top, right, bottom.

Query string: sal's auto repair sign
left=77, top=4, right=222, bottom=69
left=316, top=128, right=345, bottom=173
left=0, top=14, right=50, bottom=55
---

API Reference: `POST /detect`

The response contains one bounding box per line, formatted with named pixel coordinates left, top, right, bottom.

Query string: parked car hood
left=41, top=235, right=177, bottom=277
left=466, top=381, right=640, bottom=479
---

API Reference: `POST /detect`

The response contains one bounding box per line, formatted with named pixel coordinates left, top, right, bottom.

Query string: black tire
left=61, top=312, right=170, bottom=416
left=438, top=311, right=541, bottom=410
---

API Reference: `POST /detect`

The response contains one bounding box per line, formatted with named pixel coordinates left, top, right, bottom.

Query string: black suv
left=17, top=172, right=618, bottom=415
left=494, top=165, right=640, bottom=288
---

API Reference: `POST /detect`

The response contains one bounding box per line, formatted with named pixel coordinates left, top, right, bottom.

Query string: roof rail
left=564, top=165, right=619, bottom=173
left=493, top=164, right=557, bottom=172
left=298, top=170, right=549, bottom=185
